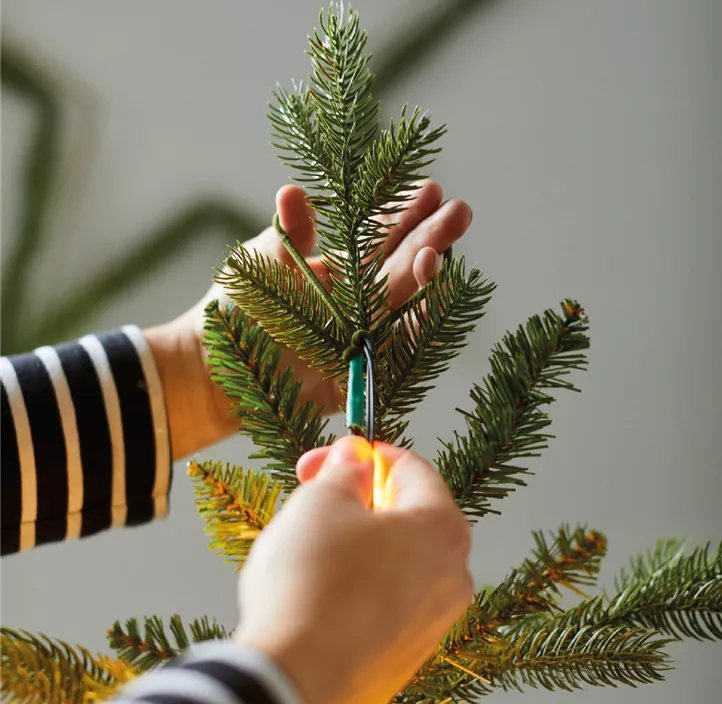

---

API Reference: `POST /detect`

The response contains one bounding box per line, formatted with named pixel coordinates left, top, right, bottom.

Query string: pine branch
left=268, top=81, right=335, bottom=192
left=437, top=300, right=590, bottom=518
left=188, top=460, right=282, bottom=565
left=375, top=258, right=495, bottom=444
left=614, top=538, right=691, bottom=592
left=399, top=625, right=671, bottom=703
left=397, top=589, right=501, bottom=703
left=548, top=541, right=722, bottom=642
left=186, top=616, right=230, bottom=645
left=491, top=624, right=672, bottom=694
left=402, top=526, right=608, bottom=701
left=321, top=104, right=447, bottom=331
left=107, top=615, right=228, bottom=673
left=216, top=246, right=348, bottom=378
left=204, top=301, right=335, bottom=481
left=308, top=5, right=384, bottom=329
left=270, top=4, right=450, bottom=330
left=612, top=539, right=722, bottom=641
left=268, top=6, right=452, bottom=332
left=313, top=199, right=391, bottom=330
left=399, top=625, right=671, bottom=702
left=272, top=211, right=350, bottom=332
left=309, top=4, right=379, bottom=191
left=1, top=627, right=133, bottom=703
left=352, top=106, right=445, bottom=220
left=487, top=526, right=608, bottom=628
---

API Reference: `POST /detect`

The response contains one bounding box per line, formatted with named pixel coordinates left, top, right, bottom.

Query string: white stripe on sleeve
left=118, top=668, right=243, bottom=704
left=121, top=325, right=171, bottom=518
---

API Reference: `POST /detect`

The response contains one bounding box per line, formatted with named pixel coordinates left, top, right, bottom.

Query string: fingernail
left=435, top=252, right=444, bottom=272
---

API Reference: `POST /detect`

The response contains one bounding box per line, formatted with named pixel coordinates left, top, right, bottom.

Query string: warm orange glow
left=372, top=444, right=390, bottom=509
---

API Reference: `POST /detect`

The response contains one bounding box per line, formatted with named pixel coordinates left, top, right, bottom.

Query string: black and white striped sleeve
left=112, top=641, right=304, bottom=704
left=1, top=325, right=172, bottom=555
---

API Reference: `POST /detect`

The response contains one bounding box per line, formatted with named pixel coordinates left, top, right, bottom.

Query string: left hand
left=146, top=181, right=472, bottom=459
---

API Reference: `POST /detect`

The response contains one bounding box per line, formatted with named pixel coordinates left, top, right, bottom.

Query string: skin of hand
left=233, top=436, right=474, bottom=704
left=144, top=181, right=472, bottom=459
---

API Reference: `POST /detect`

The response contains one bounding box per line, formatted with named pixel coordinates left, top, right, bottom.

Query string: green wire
left=346, top=354, right=365, bottom=433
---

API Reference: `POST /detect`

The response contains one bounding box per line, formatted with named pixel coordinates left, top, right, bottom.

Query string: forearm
left=1, top=326, right=171, bottom=554
left=144, top=311, right=238, bottom=461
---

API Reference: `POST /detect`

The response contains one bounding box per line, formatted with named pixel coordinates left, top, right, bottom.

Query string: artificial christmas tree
left=2, top=4, right=720, bottom=702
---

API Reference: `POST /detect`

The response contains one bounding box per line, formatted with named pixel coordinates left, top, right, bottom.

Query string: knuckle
left=424, top=505, right=470, bottom=551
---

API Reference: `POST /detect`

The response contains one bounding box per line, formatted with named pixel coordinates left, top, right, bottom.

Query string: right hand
left=233, top=436, right=474, bottom=704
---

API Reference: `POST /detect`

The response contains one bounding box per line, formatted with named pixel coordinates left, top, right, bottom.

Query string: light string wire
left=348, top=244, right=452, bottom=442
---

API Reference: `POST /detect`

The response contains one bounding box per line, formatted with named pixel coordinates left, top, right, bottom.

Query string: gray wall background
left=2, top=1, right=721, bottom=702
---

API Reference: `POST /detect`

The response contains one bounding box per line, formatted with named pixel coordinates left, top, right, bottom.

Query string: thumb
left=374, top=444, right=454, bottom=512
left=275, top=184, right=316, bottom=260
left=314, top=435, right=374, bottom=506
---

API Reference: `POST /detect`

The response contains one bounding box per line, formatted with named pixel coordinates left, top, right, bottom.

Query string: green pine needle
left=268, top=81, right=335, bottom=191
left=493, top=624, right=672, bottom=694
left=309, top=4, right=379, bottom=181
left=188, top=459, right=283, bottom=565
left=352, top=106, right=446, bottom=220
left=268, top=4, right=448, bottom=330
left=1, top=627, right=132, bottom=703
left=611, top=539, right=722, bottom=640
left=308, top=4, right=383, bottom=328
left=401, top=626, right=671, bottom=703
left=487, top=525, right=608, bottom=628
left=215, top=247, right=348, bottom=378
left=376, top=257, right=495, bottom=444
left=437, top=300, right=590, bottom=518
left=203, top=300, right=335, bottom=481
left=107, top=615, right=228, bottom=673
left=545, top=540, right=722, bottom=641
left=403, top=526, right=609, bottom=701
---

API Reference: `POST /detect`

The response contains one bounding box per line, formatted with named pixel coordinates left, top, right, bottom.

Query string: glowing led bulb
left=372, top=444, right=389, bottom=509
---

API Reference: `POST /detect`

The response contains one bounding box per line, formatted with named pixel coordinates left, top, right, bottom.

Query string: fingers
left=299, top=442, right=456, bottom=511
left=413, top=247, right=443, bottom=289
left=236, top=181, right=468, bottom=311
left=243, top=185, right=316, bottom=265
left=382, top=198, right=472, bottom=309
left=373, top=443, right=455, bottom=512
left=374, top=444, right=471, bottom=563
left=276, top=184, right=316, bottom=257
left=208, top=184, right=316, bottom=307
left=305, top=435, right=374, bottom=505
left=296, top=445, right=331, bottom=482
left=379, top=180, right=443, bottom=255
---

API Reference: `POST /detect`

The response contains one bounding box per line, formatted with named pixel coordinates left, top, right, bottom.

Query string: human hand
left=145, top=182, right=472, bottom=459
left=233, top=436, right=473, bottom=704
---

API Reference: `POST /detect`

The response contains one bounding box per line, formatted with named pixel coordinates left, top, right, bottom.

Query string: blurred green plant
left=1, top=0, right=497, bottom=354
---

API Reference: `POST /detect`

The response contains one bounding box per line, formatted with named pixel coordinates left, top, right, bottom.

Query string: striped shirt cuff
left=114, top=641, right=304, bottom=704
left=1, top=325, right=172, bottom=555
